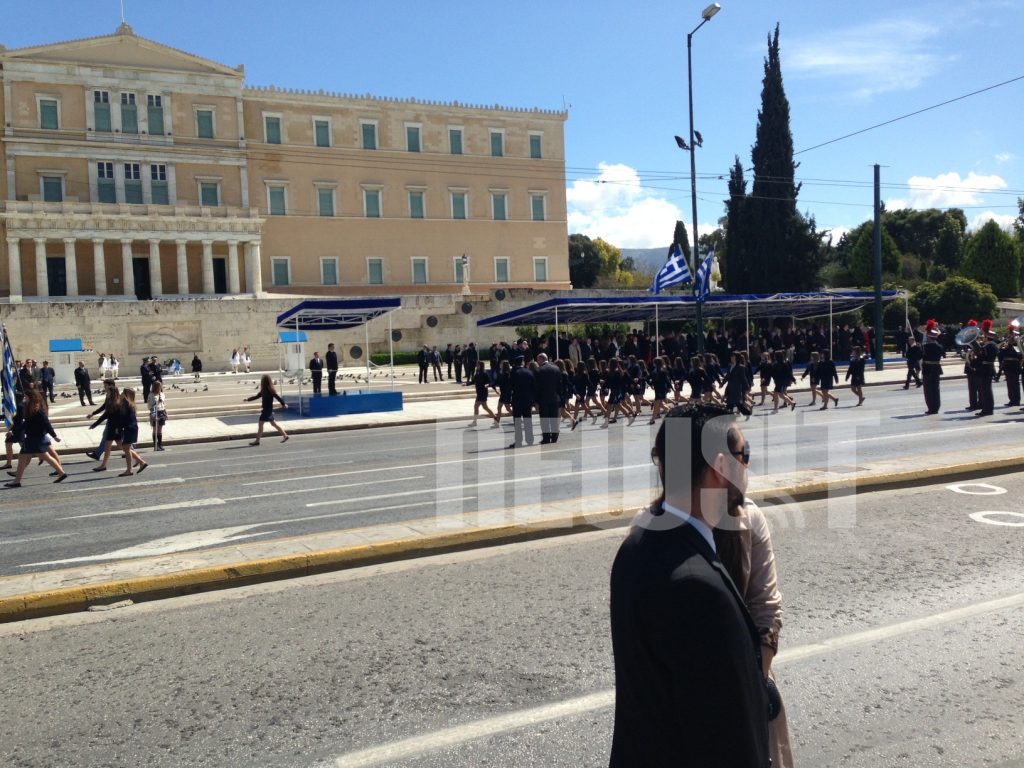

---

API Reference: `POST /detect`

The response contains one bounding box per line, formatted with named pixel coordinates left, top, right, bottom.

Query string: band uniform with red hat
left=921, top=319, right=944, bottom=415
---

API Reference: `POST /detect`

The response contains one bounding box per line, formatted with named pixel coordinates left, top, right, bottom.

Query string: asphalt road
left=4, top=381, right=1024, bottom=575
left=2, top=473, right=1022, bottom=767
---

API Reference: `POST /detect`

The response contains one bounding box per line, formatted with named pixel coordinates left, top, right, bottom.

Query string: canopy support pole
left=554, top=306, right=559, bottom=359
left=829, top=298, right=834, bottom=356
left=745, top=301, right=750, bottom=359
left=365, top=316, right=371, bottom=392
left=296, top=314, right=303, bottom=417
left=655, top=304, right=660, bottom=359
left=389, top=312, right=395, bottom=392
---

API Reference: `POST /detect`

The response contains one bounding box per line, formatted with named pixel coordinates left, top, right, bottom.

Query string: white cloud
left=885, top=171, right=1008, bottom=209
left=567, top=163, right=714, bottom=248
left=788, top=19, right=951, bottom=99
left=995, top=152, right=1015, bottom=164
left=968, top=211, right=1018, bottom=232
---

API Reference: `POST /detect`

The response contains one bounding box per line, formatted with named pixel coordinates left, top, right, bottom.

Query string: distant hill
left=621, top=247, right=670, bottom=273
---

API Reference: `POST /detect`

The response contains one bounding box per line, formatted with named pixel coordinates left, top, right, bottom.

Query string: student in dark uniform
left=921, top=319, right=944, bottom=414
left=801, top=351, right=821, bottom=406
left=723, top=352, right=748, bottom=414
left=3, top=390, right=66, bottom=487
left=770, top=351, right=796, bottom=412
left=997, top=326, right=1022, bottom=406
left=963, top=319, right=980, bottom=410
left=903, top=337, right=923, bottom=388
left=308, top=352, right=324, bottom=395
left=817, top=349, right=839, bottom=409
left=467, top=362, right=499, bottom=427
left=647, top=357, right=673, bottom=424
left=494, top=360, right=513, bottom=421
left=245, top=374, right=289, bottom=445
left=976, top=319, right=998, bottom=416
left=845, top=346, right=867, bottom=406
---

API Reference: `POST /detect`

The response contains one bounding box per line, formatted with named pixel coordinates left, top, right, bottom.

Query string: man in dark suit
left=462, top=343, right=479, bottom=386
left=326, top=343, right=339, bottom=395
left=610, top=402, right=770, bottom=767
left=74, top=361, right=95, bottom=406
left=39, top=361, right=56, bottom=403
left=534, top=353, right=562, bottom=444
left=139, top=357, right=153, bottom=403
left=308, top=352, right=324, bottom=395
left=507, top=357, right=536, bottom=449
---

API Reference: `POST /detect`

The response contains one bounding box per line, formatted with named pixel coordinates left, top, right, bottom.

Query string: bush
left=910, top=277, right=997, bottom=323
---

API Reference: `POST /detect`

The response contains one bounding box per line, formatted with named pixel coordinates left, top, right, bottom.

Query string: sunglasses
left=730, top=443, right=751, bottom=465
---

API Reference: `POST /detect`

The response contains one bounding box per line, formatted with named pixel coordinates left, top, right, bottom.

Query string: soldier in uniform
left=975, top=319, right=998, bottom=416
left=963, top=319, right=980, bottom=411
left=996, top=324, right=1022, bottom=407
left=921, top=319, right=944, bottom=415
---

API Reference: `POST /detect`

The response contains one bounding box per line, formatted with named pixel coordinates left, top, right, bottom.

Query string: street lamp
left=461, top=253, right=471, bottom=296
left=686, top=2, right=720, bottom=354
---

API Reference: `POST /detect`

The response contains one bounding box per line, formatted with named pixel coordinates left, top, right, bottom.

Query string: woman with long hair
left=112, top=388, right=148, bottom=476
left=647, top=357, right=672, bottom=424
left=147, top=380, right=167, bottom=451
left=245, top=374, right=289, bottom=445
left=88, top=381, right=122, bottom=470
left=4, top=390, right=66, bottom=487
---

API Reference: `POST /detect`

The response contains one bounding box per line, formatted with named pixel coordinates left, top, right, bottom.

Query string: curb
left=4, top=450, right=1024, bottom=622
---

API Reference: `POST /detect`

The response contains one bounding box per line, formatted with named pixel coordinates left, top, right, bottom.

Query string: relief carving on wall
left=128, top=321, right=202, bottom=354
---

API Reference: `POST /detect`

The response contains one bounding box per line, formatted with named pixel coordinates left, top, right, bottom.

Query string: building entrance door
left=213, top=258, right=227, bottom=294
left=133, top=257, right=152, bottom=300
left=46, top=257, right=67, bottom=297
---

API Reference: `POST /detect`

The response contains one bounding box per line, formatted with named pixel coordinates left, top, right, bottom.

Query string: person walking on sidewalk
left=109, top=388, right=148, bottom=476
left=147, top=380, right=167, bottom=451
left=191, top=352, right=203, bottom=383
left=245, top=374, right=289, bottom=446
left=4, top=390, right=66, bottom=487
left=467, top=362, right=500, bottom=428
left=86, top=380, right=120, bottom=461
left=74, top=361, right=95, bottom=406
left=230, top=348, right=240, bottom=374
left=140, top=356, right=153, bottom=403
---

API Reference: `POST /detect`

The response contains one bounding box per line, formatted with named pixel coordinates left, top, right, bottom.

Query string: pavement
left=4, top=356, right=1002, bottom=622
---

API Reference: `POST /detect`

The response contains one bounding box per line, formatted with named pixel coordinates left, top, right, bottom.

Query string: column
left=6, top=237, right=22, bottom=302
left=175, top=239, right=189, bottom=295
left=63, top=238, right=79, bottom=297
left=34, top=238, right=48, bottom=298
left=201, top=239, right=214, bottom=294
left=148, top=239, right=163, bottom=297
left=245, top=241, right=263, bottom=296
left=120, top=238, right=135, bottom=297
left=92, top=239, right=107, bottom=297
left=227, top=241, right=240, bottom=294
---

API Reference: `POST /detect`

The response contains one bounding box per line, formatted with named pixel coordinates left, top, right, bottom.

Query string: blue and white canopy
left=276, top=298, right=401, bottom=331
left=477, top=291, right=899, bottom=327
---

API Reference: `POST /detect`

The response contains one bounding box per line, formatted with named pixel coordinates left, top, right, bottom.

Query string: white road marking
left=56, top=476, right=186, bottom=493
left=59, top=497, right=229, bottom=521
left=838, top=421, right=1014, bottom=443
left=329, top=589, right=1024, bottom=767
left=969, top=511, right=1024, bottom=527
left=947, top=483, right=1007, bottom=496
left=257, top=495, right=478, bottom=526
left=0, top=532, right=77, bottom=546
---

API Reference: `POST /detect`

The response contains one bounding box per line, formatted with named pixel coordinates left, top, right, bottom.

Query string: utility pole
left=873, top=164, right=884, bottom=370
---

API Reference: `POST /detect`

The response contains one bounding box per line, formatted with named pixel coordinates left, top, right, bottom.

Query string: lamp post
left=461, top=253, right=470, bottom=296
left=687, top=3, right=720, bottom=354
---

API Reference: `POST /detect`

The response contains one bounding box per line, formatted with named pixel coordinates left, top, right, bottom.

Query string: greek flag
left=695, top=248, right=715, bottom=301
left=1, top=325, right=16, bottom=428
left=650, top=244, right=692, bottom=294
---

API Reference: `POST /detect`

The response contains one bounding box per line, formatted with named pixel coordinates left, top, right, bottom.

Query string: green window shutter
left=318, top=188, right=334, bottom=216
left=40, top=100, right=59, bottom=130
left=315, top=120, right=330, bottom=147
left=490, top=132, right=503, bottom=157
left=42, top=177, right=63, bottom=202
left=496, top=259, right=509, bottom=282
left=151, top=182, right=169, bottom=205
left=269, top=187, right=287, bottom=215
left=452, top=193, right=466, bottom=220
left=95, top=103, right=112, bottom=133
left=413, top=260, right=427, bottom=284
left=449, top=129, right=462, bottom=155
left=368, top=259, right=383, bottom=284
left=531, top=195, right=545, bottom=221
left=362, top=123, right=377, bottom=150
left=493, top=194, right=506, bottom=221
left=409, top=191, right=424, bottom=219
left=197, top=110, right=214, bottom=139
left=535, top=260, right=548, bottom=282
left=265, top=117, right=281, bottom=144
left=530, top=134, right=542, bottom=159
left=365, top=190, right=380, bottom=218
left=272, top=259, right=289, bottom=286
left=124, top=181, right=143, bottom=204
left=147, top=106, right=164, bottom=135
left=98, top=180, right=116, bottom=204
left=322, top=260, right=338, bottom=285
left=122, top=104, right=138, bottom=134
left=407, top=126, right=420, bottom=152
left=200, top=183, right=219, bottom=207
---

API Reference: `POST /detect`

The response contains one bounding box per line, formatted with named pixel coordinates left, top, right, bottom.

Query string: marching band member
left=975, top=319, right=998, bottom=416
left=997, top=324, right=1022, bottom=407
left=963, top=319, right=980, bottom=411
left=921, top=320, right=944, bottom=415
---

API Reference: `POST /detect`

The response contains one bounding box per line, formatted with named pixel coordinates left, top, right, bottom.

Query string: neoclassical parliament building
left=0, top=24, right=570, bottom=304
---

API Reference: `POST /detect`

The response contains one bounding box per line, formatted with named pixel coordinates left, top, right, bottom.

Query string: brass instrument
left=955, top=326, right=982, bottom=362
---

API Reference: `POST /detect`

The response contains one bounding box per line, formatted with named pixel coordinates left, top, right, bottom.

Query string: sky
left=4, top=0, right=1022, bottom=249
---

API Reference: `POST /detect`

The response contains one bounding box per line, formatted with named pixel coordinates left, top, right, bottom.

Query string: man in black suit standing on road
left=534, top=352, right=562, bottom=444
left=74, top=361, right=94, bottom=406
left=309, top=351, right=324, bottom=395
left=326, top=343, right=339, bottom=395
left=507, top=356, right=536, bottom=449
left=610, top=402, right=770, bottom=767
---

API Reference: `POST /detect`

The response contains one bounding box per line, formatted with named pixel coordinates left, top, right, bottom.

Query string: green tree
left=960, top=219, right=1021, bottom=298
left=723, top=157, right=750, bottom=292
left=671, top=220, right=692, bottom=263
left=910, top=277, right=998, bottom=323
left=849, top=225, right=901, bottom=286
left=568, top=233, right=601, bottom=288
left=933, top=214, right=964, bottom=269
left=594, top=237, right=623, bottom=278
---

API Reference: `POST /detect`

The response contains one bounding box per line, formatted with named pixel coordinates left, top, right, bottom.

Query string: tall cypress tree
left=723, top=157, right=749, bottom=292
left=669, top=220, right=691, bottom=263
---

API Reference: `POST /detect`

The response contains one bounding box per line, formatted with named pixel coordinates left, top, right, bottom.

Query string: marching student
left=817, top=349, right=840, bottom=409
left=846, top=346, right=867, bottom=406
left=4, top=390, right=66, bottom=487
left=801, top=351, right=821, bottom=406
left=467, top=361, right=500, bottom=427
left=245, top=374, right=289, bottom=445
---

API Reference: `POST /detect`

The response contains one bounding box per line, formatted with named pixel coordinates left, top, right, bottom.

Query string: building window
left=38, top=97, right=60, bottom=130
left=196, top=108, right=214, bottom=139
left=199, top=181, right=220, bottom=207
left=454, top=256, right=469, bottom=284
left=495, top=257, right=510, bottom=283
left=490, top=129, right=504, bottom=157
left=529, top=132, right=543, bottom=159
left=534, top=257, right=548, bottom=282
left=314, top=118, right=331, bottom=148
left=124, top=163, right=143, bottom=204
left=449, top=127, right=463, bottom=155
left=412, top=258, right=428, bottom=285
left=368, top=258, right=384, bottom=285
left=271, top=257, right=290, bottom=286
left=150, top=164, right=169, bottom=205
left=408, top=189, right=425, bottom=219
left=491, top=192, right=507, bottom=221
left=97, top=162, right=116, bottom=203
left=264, top=114, right=282, bottom=144
left=450, top=191, right=467, bottom=220
left=94, top=91, right=111, bottom=132
left=121, top=93, right=138, bottom=134
left=268, top=185, right=287, bottom=215
left=531, top=193, right=546, bottom=222
left=316, top=186, right=335, bottom=216
left=406, top=124, right=421, bottom=152
left=361, top=120, right=377, bottom=150
left=320, top=257, right=339, bottom=286
left=363, top=188, right=381, bottom=218
left=41, top=175, right=63, bottom=202
left=147, top=94, right=164, bottom=135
